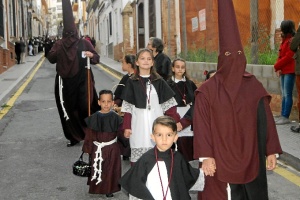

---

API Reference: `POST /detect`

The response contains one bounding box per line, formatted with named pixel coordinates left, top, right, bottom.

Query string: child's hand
left=176, top=122, right=183, bottom=131
left=202, top=158, right=216, bottom=176
left=124, top=129, right=132, bottom=138
left=266, top=154, right=277, bottom=170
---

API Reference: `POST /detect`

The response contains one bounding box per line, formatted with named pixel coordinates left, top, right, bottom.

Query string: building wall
left=186, top=61, right=298, bottom=120
left=182, top=0, right=300, bottom=54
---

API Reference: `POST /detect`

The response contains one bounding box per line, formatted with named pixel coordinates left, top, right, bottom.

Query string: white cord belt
left=58, top=76, right=69, bottom=120
left=91, top=137, right=117, bottom=185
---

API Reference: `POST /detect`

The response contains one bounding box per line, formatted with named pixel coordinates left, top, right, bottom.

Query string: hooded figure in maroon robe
left=193, top=0, right=282, bottom=199
left=47, top=0, right=100, bottom=147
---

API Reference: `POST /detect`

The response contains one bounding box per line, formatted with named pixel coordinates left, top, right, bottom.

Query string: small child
left=113, top=54, right=136, bottom=107
left=167, top=58, right=197, bottom=161
left=204, top=69, right=217, bottom=81
left=82, top=90, right=123, bottom=198
left=120, top=116, right=202, bottom=200
left=113, top=54, right=136, bottom=161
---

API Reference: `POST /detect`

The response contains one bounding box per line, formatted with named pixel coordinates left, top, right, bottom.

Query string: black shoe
left=67, top=141, right=79, bottom=147
left=290, top=125, right=300, bottom=133
left=106, top=193, right=114, bottom=198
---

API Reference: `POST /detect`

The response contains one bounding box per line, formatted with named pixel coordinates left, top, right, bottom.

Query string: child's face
left=136, top=51, right=154, bottom=72
left=172, top=60, right=186, bottom=79
left=98, top=94, right=113, bottom=113
left=151, top=124, right=178, bottom=152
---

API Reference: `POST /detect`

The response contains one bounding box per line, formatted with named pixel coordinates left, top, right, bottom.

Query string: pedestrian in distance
left=47, top=0, right=100, bottom=147
left=28, top=38, right=34, bottom=56
left=193, top=0, right=282, bottom=199
left=274, top=19, right=296, bottom=125
left=14, top=39, right=21, bottom=64
left=19, top=37, right=26, bottom=64
left=82, top=90, right=123, bottom=198
left=120, top=48, right=180, bottom=163
left=290, top=23, right=300, bottom=133
left=113, top=54, right=136, bottom=161
left=166, top=58, right=197, bottom=161
left=91, top=37, right=96, bottom=48
left=120, top=116, right=202, bottom=200
left=147, top=37, right=172, bottom=81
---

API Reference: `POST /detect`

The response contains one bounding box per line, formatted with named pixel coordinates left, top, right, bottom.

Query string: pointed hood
left=194, top=0, right=271, bottom=184
left=62, top=0, right=78, bottom=38
left=216, top=0, right=247, bottom=101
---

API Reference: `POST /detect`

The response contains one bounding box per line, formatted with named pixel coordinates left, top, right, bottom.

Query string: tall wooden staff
left=86, top=56, right=91, bottom=116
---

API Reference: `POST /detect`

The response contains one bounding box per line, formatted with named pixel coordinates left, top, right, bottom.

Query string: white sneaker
left=275, top=117, right=290, bottom=125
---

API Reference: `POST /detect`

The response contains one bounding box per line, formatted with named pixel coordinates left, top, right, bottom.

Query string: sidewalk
left=0, top=54, right=299, bottom=172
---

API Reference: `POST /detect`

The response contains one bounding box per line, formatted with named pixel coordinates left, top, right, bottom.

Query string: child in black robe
left=113, top=54, right=135, bottom=160
left=83, top=90, right=123, bottom=198
left=167, top=58, right=197, bottom=161
left=120, top=116, right=203, bottom=200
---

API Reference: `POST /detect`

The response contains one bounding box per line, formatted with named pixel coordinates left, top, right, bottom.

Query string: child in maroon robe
left=82, top=90, right=123, bottom=198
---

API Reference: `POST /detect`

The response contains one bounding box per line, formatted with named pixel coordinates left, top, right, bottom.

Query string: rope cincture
left=58, top=76, right=69, bottom=120
left=91, top=137, right=117, bottom=185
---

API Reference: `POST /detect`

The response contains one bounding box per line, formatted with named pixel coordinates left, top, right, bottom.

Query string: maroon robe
left=83, top=111, right=123, bottom=194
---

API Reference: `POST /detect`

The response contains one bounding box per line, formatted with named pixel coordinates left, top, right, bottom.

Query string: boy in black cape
left=120, top=116, right=203, bottom=200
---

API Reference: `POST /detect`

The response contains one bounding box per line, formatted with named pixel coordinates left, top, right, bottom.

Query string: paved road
left=0, top=59, right=299, bottom=199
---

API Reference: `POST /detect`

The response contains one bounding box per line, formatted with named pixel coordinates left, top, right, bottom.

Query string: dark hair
left=170, top=58, right=190, bottom=80
left=204, top=69, right=217, bottom=80
left=98, top=90, right=113, bottom=100
left=152, top=116, right=177, bottom=133
left=124, top=54, right=136, bottom=69
left=280, top=20, right=295, bottom=37
left=151, top=38, right=164, bottom=53
left=131, top=48, right=160, bottom=80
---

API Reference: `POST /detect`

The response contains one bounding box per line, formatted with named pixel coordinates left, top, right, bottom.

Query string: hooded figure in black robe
left=47, top=0, right=100, bottom=146
left=193, top=0, right=282, bottom=199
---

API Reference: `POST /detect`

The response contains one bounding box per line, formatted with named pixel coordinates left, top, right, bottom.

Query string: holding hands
left=202, top=157, right=216, bottom=176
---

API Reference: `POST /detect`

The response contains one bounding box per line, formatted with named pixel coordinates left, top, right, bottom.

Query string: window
left=109, top=12, right=112, bottom=36
left=149, top=0, right=156, bottom=37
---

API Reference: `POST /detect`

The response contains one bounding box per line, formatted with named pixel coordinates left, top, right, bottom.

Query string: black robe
left=121, top=76, right=175, bottom=109
left=120, top=148, right=199, bottom=200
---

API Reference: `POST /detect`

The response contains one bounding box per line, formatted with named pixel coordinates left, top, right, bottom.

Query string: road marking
left=0, top=57, right=45, bottom=120
left=2, top=60, right=300, bottom=188
left=274, top=164, right=300, bottom=187
left=96, top=64, right=122, bottom=80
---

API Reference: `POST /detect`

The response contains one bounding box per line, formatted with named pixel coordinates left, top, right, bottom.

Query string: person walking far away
left=274, top=20, right=296, bottom=125
left=193, top=0, right=282, bottom=199
left=19, top=37, right=26, bottom=64
left=47, top=0, right=100, bottom=147
left=14, top=39, right=21, bottom=64
left=120, top=116, right=202, bottom=200
left=83, top=90, right=123, bottom=198
left=290, top=23, right=300, bottom=133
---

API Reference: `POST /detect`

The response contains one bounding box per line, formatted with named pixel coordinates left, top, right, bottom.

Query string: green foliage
left=180, top=47, right=278, bottom=65
left=178, top=49, right=218, bottom=63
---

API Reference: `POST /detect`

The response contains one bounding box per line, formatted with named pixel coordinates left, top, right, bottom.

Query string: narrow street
left=0, top=59, right=299, bottom=200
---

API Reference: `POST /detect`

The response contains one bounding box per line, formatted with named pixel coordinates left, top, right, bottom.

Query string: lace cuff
left=161, top=97, right=177, bottom=112
left=121, top=100, right=133, bottom=114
